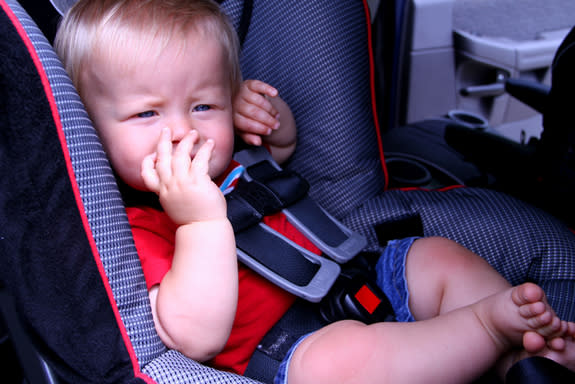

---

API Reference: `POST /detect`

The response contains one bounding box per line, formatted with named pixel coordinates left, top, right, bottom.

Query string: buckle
left=319, top=266, right=395, bottom=324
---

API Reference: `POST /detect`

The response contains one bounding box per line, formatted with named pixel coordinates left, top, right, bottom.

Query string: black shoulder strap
left=227, top=147, right=367, bottom=302
left=234, top=147, right=367, bottom=263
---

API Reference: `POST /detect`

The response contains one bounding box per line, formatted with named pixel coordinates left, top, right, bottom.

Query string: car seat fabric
left=235, top=0, right=575, bottom=323
left=0, top=0, right=260, bottom=383
left=343, top=188, right=575, bottom=320
left=237, top=0, right=387, bottom=219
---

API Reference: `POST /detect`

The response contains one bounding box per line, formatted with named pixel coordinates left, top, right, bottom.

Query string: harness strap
left=231, top=148, right=396, bottom=381
left=227, top=147, right=389, bottom=311
left=226, top=175, right=340, bottom=302
left=236, top=147, right=367, bottom=263
left=226, top=146, right=370, bottom=302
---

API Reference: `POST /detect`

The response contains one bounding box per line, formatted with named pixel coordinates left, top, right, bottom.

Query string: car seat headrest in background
left=237, top=0, right=387, bottom=218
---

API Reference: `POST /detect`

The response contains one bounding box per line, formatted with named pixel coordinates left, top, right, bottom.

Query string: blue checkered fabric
left=344, top=188, right=575, bottom=320
left=238, top=0, right=386, bottom=218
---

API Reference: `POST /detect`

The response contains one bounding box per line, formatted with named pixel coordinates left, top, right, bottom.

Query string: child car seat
left=0, top=0, right=259, bottom=382
left=1, top=0, right=575, bottom=383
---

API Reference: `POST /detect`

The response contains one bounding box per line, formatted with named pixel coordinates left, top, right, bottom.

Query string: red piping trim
left=0, top=2, right=154, bottom=382
left=392, top=184, right=466, bottom=192
left=361, top=0, right=389, bottom=189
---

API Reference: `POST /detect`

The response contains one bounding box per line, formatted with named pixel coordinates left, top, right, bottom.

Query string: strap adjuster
left=246, top=160, right=310, bottom=207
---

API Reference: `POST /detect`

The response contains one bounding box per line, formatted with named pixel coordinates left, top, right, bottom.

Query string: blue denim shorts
left=273, top=332, right=312, bottom=384
left=273, top=236, right=418, bottom=383
left=375, top=236, right=418, bottom=323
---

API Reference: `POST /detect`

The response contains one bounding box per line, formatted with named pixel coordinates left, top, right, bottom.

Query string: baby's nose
left=172, top=129, right=201, bottom=156
left=170, top=119, right=194, bottom=141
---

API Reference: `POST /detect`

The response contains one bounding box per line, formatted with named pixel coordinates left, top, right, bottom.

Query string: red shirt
left=127, top=206, right=321, bottom=374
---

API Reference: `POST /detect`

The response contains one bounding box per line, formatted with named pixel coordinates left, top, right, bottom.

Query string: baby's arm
left=142, top=128, right=238, bottom=361
left=234, top=79, right=297, bottom=164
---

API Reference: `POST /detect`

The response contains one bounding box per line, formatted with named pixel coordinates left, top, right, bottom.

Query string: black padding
left=285, top=198, right=348, bottom=248
left=506, top=356, right=575, bottom=384
left=539, top=26, right=575, bottom=225
left=246, top=162, right=309, bottom=207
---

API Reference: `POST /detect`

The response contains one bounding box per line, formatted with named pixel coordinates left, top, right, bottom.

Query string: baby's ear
left=50, top=0, right=78, bottom=16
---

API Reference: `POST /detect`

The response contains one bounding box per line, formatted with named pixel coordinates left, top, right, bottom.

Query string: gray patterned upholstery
left=239, top=0, right=385, bottom=219
left=344, top=188, right=575, bottom=319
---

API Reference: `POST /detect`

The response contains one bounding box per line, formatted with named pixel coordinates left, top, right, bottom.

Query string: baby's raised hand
left=141, top=128, right=227, bottom=225
left=233, top=79, right=280, bottom=146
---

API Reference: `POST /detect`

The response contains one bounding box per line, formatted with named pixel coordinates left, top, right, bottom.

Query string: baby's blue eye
left=193, top=104, right=211, bottom=112
left=137, top=111, right=156, bottom=118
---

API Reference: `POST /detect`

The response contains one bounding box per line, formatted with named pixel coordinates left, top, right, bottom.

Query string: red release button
left=354, top=285, right=381, bottom=314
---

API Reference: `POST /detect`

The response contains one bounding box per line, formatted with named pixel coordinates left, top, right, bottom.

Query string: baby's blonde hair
left=54, top=0, right=242, bottom=98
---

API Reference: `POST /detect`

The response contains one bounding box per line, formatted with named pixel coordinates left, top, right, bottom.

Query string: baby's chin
left=129, top=181, right=152, bottom=193
left=209, top=168, right=227, bottom=181
left=124, top=174, right=150, bottom=192
left=209, top=156, right=234, bottom=180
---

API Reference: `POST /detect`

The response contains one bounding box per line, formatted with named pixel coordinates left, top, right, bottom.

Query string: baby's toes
left=548, top=336, right=567, bottom=352
left=523, top=331, right=547, bottom=353
left=533, top=316, right=563, bottom=338
left=513, top=283, right=545, bottom=307
left=519, top=301, right=547, bottom=321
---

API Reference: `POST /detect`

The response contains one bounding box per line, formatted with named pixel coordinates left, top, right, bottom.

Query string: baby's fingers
left=155, top=127, right=174, bottom=180
left=246, top=79, right=279, bottom=98
left=241, top=80, right=279, bottom=117
left=141, top=153, right=160, bottom=193
left=238, top=131, right=263, bottom=147
left=172, top=130, right=198, bottom=179
left=234, top=113, right=276, bottom=138
left=191, top=139, right=214, bottom=176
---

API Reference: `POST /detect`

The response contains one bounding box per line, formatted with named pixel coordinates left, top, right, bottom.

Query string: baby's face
left=80, top=33, right=234, bottom=191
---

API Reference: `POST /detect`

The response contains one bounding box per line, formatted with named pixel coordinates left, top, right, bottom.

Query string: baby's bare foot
left=511, top=282, right=567, bottom=352
left=474, top=283, right=563, bottom=353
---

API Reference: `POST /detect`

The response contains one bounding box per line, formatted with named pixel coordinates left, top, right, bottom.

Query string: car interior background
left=2, top=0, right=575, bottom=383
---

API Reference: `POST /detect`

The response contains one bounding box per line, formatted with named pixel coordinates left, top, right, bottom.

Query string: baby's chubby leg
left=285, top=283, right=574, bottom=384
left=403, top=237, right=512, bottom=320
